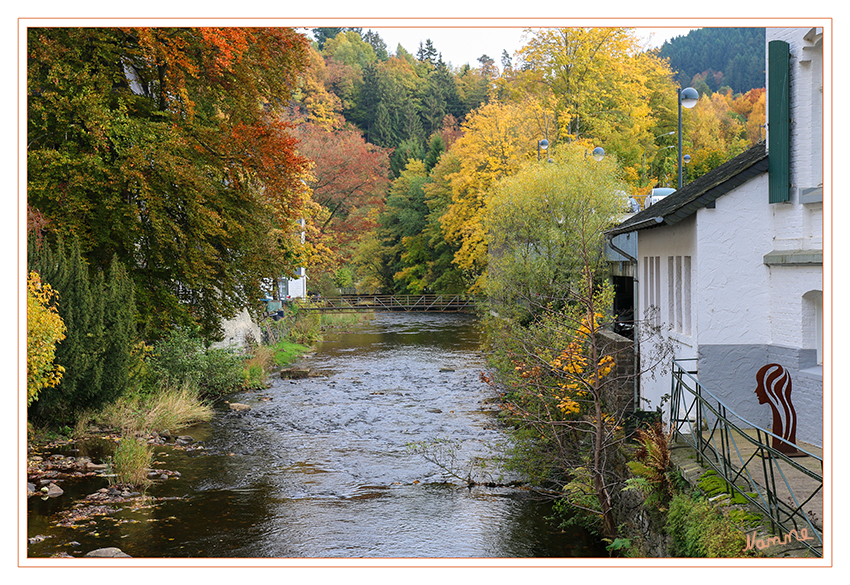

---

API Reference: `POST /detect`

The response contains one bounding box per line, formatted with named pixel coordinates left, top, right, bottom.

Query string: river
left=27, top=312, right=605, bottom=559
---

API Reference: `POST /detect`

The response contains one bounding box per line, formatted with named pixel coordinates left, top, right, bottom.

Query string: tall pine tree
left=28, top=238, right=137, bottom=424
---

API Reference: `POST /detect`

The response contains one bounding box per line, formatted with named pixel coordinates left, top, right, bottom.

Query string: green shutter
left=768, top=40, right=791, bottom=203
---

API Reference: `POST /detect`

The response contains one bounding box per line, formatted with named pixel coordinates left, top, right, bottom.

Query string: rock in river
left=85, top=547, right=131, bottom=558
left=280, top=368, right=311, bottom=379
left=41, top=483, right=64, bottom=497
left=229, top=402, right=251, bottom=411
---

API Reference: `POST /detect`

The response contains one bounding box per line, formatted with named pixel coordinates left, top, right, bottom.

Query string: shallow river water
left=27, top=312, right=605, bottom=559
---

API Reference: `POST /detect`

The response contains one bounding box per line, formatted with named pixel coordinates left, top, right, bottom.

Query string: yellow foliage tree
left=550, top=313, right=616, bottom=415
left=682, top=91, right=753, bottom=182
left=439, top=100, right=543, bottom=290
left=27, top=271, right=66, bottom=406
left=294, top=46, right=346, bottom=131
left=517, top=27, right=678, bottom=186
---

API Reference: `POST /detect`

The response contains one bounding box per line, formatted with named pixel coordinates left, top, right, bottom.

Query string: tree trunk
left=593, top=397, right=618, bottom=539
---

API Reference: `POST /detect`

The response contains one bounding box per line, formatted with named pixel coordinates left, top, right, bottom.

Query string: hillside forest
left=305, top=26, right=767, bottom=296
left=27, top=26, right=767, bottom=342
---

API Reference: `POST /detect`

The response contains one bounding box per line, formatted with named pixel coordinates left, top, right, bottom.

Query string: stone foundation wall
left=211, top=308, right=262, bottom=350
left=596, top=329, right=636, bottom=415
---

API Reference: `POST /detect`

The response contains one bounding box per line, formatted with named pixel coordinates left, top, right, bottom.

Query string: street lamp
left=678, top=87, right=699, bottom=189
left=591, top=146, right=605, bottom=161
left=584, top=146, right=605, bottom=161
left=683, top=154, right=691, bottom=186
left=538, top=139, right=549, bottom=162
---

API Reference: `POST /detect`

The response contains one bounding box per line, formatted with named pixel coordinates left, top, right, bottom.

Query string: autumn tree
left=292, top=118, right=391, bottom=266
left=438, top=100, right=544, bottom=290
left=675, top=89, right=759, bottom=183
left=516, top=28, right=679, bottom=186
left=483, top=145, right=626, bottom=318
left=294, top=45, right=346, bottom=130
left=377, top=159, right=432, bottom=293
left=27, top=27, right=311, bottom=340
left=483, top=150, right=673, bottom=538
left=355, top=150, right=467, bottom=294
left=27, top=272, right=66, bottom=407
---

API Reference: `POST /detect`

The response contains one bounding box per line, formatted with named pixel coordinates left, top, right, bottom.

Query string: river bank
left=26, top=312, right=607, bottom=559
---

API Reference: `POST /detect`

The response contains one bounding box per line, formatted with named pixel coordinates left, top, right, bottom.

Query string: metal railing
left=669, top=359, right=823, bottom=556
left=296, top=294, right=481, bottom=313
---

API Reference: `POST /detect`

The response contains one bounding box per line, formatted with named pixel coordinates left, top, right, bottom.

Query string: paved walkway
left=670, top=428, right=823, bottom=555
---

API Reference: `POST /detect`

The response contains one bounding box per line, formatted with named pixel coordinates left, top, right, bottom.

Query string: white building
left=606, top=27, right=824, bottom=447
left=278, top=267, right=307, bottom=300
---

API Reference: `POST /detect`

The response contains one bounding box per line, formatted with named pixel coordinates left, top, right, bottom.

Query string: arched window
left=802, top=290, right=823, bottom=365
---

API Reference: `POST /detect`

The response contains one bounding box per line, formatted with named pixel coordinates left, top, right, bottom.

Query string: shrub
left=198, top=346, right=246, bottom=398
left=148, top=328, right=245, bottom=398
left=147, top=328, right=206, bottom=389
left=288, top=307, right=322, bottom=344
left=666, top=492, right=751, bottom=557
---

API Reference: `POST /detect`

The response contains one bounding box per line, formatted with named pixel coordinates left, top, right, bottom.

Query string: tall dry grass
left=98, top=382, right=214, bottom=436
left=243, top=344, right=275, bottom=388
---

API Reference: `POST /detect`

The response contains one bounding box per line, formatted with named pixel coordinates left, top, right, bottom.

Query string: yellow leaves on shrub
left=27, top=271, right=66, bottom=405
left=548, top=312, right=615, bottom=416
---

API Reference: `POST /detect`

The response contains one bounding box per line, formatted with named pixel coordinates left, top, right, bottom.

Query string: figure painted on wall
left=754, top=363, right=801, bottom=455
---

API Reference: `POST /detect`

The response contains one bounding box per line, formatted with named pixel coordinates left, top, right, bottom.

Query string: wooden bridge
left=298, top=294, right=481, bottom=313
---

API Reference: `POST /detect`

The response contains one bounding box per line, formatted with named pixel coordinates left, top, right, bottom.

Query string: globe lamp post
left=538, top=139, right=549, bottom=162
left=678, top=87, right=699, bottom=189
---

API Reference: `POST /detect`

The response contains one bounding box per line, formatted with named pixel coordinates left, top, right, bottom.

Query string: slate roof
left=606, top=142, right=769, bottom=236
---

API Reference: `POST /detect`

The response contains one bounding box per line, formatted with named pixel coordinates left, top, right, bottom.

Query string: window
left=644, top=256, right=661, bottom=326
left=668, top=256, right=675, bottom=326
left=683, top=256, right=692, bottom=335
left=666, top=255, right=692, bottom=335
left=675, top=256, right=683, bottom=331
left=803, top=290, right=823, bottom=365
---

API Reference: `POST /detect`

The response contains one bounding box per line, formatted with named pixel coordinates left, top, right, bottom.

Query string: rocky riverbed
left=26, top=430, right=204, bottom=558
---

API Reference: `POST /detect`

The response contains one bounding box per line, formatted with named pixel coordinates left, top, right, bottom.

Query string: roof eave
left=607, top=145, right=769, bottom=236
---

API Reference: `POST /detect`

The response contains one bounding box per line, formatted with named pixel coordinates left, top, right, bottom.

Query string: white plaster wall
left=764, top=27, right=824, bottom=352
left=635, top=217, right=698, bottom=413
left=768, top=265, right=823, bottom=349
left=289, top=273, right=307, bottom=298
left=695, top=174, right=772, bottom=346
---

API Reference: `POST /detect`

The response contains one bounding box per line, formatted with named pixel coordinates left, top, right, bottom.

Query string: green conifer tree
left=28, top=239, right=137, bottom=424
left=100, top=256, right=137, bottom=404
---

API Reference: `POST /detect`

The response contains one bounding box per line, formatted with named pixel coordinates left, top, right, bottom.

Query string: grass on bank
left=90, top=381, right=215, bottom=436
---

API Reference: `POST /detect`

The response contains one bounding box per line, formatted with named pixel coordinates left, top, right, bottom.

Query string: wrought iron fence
left=669, top=359, right=823, bottom=556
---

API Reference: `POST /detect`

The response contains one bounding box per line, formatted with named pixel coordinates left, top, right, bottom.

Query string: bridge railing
left=670, top=359, right=823, bottom=556
left=294, top=294, right=481, bottom=312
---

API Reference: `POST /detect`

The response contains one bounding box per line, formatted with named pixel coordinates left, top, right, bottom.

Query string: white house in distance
left=278, top=217, right=308, bottom=300
left=606, top=27, right=825, bottom=447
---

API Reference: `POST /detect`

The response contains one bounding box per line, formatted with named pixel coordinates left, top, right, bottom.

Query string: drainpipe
left=606, top=233, right=640, bottom=412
